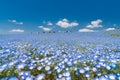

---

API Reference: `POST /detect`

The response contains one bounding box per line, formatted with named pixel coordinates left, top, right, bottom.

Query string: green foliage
left=110, top=34, right=120, bottom=37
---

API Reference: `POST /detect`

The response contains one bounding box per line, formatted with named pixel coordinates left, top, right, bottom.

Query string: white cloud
left=86, top=19, right=102, bottom=28
left=9, top=29, right=24, bottom=33
left=8, top=19, right=23, bottom=25
left=42, top=27, right=51, bottom=31
left=56, top=18, right=79, bottom=28
left=16, top=22, right=23, bottom=25
left=38, top=26, right=44, bottom=28
left=9, top=20, right=17, bottom=23
left=47, top=22, right=53, bottom=26
left=38, top=26, right=52, bottom=32
left=105, top=28, right=116, bottom=31
left=78, top=28, right=96, bottom=32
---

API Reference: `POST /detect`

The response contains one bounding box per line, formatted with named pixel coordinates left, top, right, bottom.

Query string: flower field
left=0, top=32, right=120, bottom=80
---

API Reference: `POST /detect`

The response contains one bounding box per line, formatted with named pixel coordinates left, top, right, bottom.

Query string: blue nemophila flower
left=67, top=62, right=73, bottom=66
left=106, top=65, right=112, bottom=70
left=65, top=67, right=69, bottom=71
left=45, top=60, right=49, bottom=64
left=61, top=64, right=65, bottom=69
left=2, top=64, right=7, bottom=69
left=96, top=64, right=101, bottom=68
left=63, top=72, right=70, bottom=77
left=61, top=77, right=66, bottom=80
left=66, top=76, right=72, bottom=80
left=20, top=75, right=26, bottom=80
left=104, top=74, right=109, bottom=78
left=56, top=68, right=61, bottom=73
left=54, top=66, right=59, bottom=70
left=37, top=66, right=42, bottom=70
left=16, top=63, right=26, bottom=69
left=92, top=67, right=97, bottom=72
left=73, top=60, right=77, bottom=64
left=21, top=58, right=28, bottom=63
left=25, top=76, right=34, bottom=80
left=58, top=63, right=62, bottom=67
left=118, top=76, right=120, bottom=80
left=79, top=68, right=85, bottom=74
left=99, top=62, right=105, bottom=67
left=19, top=71, right=31, bottom=77
left=47, top=61, right=52, bottom=65
left=99, top=76, right=109, bottom=80
left=24, top=71, right=31, bottom=76
left=108, top=74, right=117, bottom=80
left=97, top=72, right=102, bottom=76
left=111, top=64, right=118, bottom=69
left=58, top=74, right=63, bottom=78
left=0, top=66, right=5, bottom=71
left=84, top=66, right=90, bottom=71
left=28, top=65, right=35, bottom=70
left=45, top=66, right=50, bottom=71
left=111, top=59, right=117, bottom=63
left=64, top=58, right=68, bottom=62
left=35, top=74, right=45, bottom=80
left=0, top=50, right=4, bottom=53
left=18, top=71, right=24, bottom=76
left=73, top=67, right=77, bottom=71
left=116, top=73, right=120, bottom=78
left=84, top=72, right=90, bottom=78
left=10, top=50, right=16, bottom=53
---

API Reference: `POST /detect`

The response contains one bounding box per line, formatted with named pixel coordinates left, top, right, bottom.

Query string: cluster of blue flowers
left=0, top=33, right=120, bottom=80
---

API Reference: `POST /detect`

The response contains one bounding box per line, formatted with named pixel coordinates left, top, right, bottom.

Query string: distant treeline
left=110, top=34, right=120, bottom=37
left=30, top=30, right=72, bottom=34
left=115, top=27, right=120, bottom=30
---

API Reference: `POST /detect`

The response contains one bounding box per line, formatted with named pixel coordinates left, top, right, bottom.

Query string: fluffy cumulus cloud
left=56, top=18, right=79, bottom=28
left=105, top=28, right=116, bottom=31
left=8, top=20, right=23, bottom=25
left=9, top=29, right=24, bottom=33
left=38, top=26, right=52, bottom=31
left=86, top=19, right=102, bottom=28
left=47, top=22, right=53, bottom=26
left=78, top=28, right=96, bottom=32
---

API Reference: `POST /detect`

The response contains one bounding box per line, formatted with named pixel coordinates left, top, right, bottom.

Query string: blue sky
left=0, top=0, right=120, bottom=33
